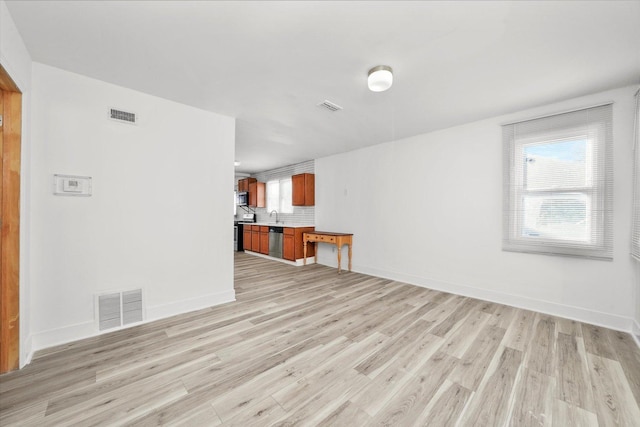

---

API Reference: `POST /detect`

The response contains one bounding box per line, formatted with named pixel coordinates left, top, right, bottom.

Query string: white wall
left=30, top=63, right=235, bottom=350
left=317, top=85, right=639, bottom=332
left=0, top=0, right=33, bottom=366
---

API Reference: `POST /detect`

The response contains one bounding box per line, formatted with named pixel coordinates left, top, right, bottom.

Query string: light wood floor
left=1, top=253, right=640, bottom=426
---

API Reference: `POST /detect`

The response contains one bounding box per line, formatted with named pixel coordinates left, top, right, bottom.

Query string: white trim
left=29, top=289, right=236, bottom=355
left=631, top=89, right=640, bottom=260
left=350, top=263, right=635, bottom=334
left=146, top=289, right=236, bottom=321
left=243, top=250, right=316, bottom=266
left=21, top=335, right=33, bottom=368
left=633, top=319, right=640, bottom=348
left=31, top=320, right=97, bottom=351
left=501, top=101, right=613, bottom=126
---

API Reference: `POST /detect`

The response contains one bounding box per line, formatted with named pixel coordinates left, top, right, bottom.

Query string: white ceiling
left=6, top=1, right=640, bottom=173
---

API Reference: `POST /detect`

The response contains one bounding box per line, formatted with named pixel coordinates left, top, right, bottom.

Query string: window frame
left=503, top=104, right=612, bottom=260
left=632, top=90, right=640, bottom=261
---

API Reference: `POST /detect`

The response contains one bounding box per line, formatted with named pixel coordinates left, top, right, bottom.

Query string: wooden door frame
left=0, top=63, right=22, bottom=373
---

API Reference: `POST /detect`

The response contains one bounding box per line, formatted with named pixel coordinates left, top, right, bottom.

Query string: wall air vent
left=122, top=290, right=143, bottom=325
left=98, top=293, right=122, bottom=331
left=317, top=100, right=343, bottom=112
left=109, top=108, right=137, bottom=124
left=96, top=289, right=143, bottom=331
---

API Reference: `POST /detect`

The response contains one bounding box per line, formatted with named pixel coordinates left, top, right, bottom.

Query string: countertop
left=239, top=222, right=315, bottom=229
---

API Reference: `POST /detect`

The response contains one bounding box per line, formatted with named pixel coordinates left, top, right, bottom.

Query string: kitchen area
left=234, top=160, right=317, bottom=265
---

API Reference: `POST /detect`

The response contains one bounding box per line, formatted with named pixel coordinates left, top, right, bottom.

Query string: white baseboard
left=354, top=264, right=635, bottom=334
left=146, top=289, right=236, bottom=321
left=31, top=320, right=98, bottom=352
left=21, top=335, right=33, bottom=368
left=633, top=319, right=640, bottom=348
left=243, top=250, right=315, bottom=266
left=30, top=288, right=236, bottom=355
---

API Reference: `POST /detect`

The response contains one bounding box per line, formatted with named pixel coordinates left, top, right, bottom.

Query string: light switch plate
left=53, top=174, right=92, bottom=196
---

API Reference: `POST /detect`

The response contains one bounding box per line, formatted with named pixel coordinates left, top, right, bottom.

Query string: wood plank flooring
left=1, top=252, right=639, bottom=426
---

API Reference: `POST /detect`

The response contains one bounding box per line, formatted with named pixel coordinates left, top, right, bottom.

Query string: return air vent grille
left=317, top=100, right=343, bottom=112
left=97, top=289, right=143, bottom=331
left=98, top=293, right=122, bottom=331
left=109, top=108, right=137, bottom=124
left=122, top=290, right=143, bottom=325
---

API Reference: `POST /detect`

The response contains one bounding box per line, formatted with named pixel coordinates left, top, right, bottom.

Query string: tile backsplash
left=236, top=160, right=315, bottom=225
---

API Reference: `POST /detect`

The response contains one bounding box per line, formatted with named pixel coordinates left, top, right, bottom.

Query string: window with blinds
left=503, top=104, right=613, bottom=260
left=266, top=178, right=293, bottom=214
left=632, top=91, right=640, bottom=261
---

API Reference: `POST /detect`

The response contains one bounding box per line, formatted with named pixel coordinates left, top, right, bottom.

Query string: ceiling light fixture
left=234, top=161, right=241, bottom=167
left=367, top=65, right=393, bottom=92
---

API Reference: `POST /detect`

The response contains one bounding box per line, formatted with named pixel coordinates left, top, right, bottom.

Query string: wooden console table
left=303, top=231, right=353, bottom=273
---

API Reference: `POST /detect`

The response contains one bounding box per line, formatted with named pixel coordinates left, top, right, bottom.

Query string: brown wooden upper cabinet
left=292, top=173, right=315, bottom=206
left=248, top=181, right=265, bottom=208
left=237, top=177, right=256, bottom=193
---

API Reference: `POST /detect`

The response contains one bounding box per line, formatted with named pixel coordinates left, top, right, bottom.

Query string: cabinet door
left=248, top=182, right=257, bottom=207
left=292, top=173, right=315, bottom=206
left=292, top=174, right=305, bottom=206
left=260, top=229, right=269, bottom=255
left=239, top=177, right=256, bottom=193
left=248, top=182, right=266, bottom=208
left=251, top=228, right=260, bottom=252
left=256, top=182, right=265, bottom=208
left=243, top=228, right=251, bottom=251
left=283, top=233, right=295, bottom=261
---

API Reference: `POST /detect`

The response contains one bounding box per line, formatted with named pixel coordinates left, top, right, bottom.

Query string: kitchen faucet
left=269, top=210, right=279, bottom=224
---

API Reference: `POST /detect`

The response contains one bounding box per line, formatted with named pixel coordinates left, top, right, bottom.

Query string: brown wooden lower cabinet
left=259, top=226, right=269, bottom=255
left=283, top=227, right=315, bottom=261
left=243, top=226, right=251, bottom=251
left=245, top=225, right=315, bottom=261
left=251, top=226, right=260, bottom=252
left=283, top=231, right=295, bottom=260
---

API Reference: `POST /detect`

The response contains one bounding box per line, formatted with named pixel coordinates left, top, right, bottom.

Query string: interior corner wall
left=1, top=0, right=33, bottom=367
left=316, top=85, right=639, bottom=333
left=29, top=63, right=235, bottom=351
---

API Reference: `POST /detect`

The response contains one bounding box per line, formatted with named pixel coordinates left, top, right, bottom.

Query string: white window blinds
left=632, top=91, right=640, bottom=261
left=503, top=104, right=613, bottom=260
left=266, top=178, right=293, bottom=214
left=266, top=180, right=280, bottom=213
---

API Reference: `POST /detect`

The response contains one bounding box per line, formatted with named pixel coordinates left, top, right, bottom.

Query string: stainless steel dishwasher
left=268, top=226, right=283, bottom=258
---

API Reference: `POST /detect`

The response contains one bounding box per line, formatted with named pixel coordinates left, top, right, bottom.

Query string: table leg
left=303, top=241, right=307, bottom=266
left=348, top=243, right=352, bottom=272
left=337, top=243, right=342, bottom=274
left=314, top=242, right=318, bottom=264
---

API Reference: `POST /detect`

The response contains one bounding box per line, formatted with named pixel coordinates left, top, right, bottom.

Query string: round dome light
left=367, top=65, right=393, bottom=92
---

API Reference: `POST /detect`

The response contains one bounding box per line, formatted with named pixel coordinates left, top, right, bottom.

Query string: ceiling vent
left=109, top=108, right=137, bottom=124
left=317, top=100, right=343, bottom=112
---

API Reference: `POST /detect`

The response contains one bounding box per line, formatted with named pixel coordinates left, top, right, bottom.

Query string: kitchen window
left=503, top=104, right=613, bottom=259
left=267, top=178, right=293, bottom=214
